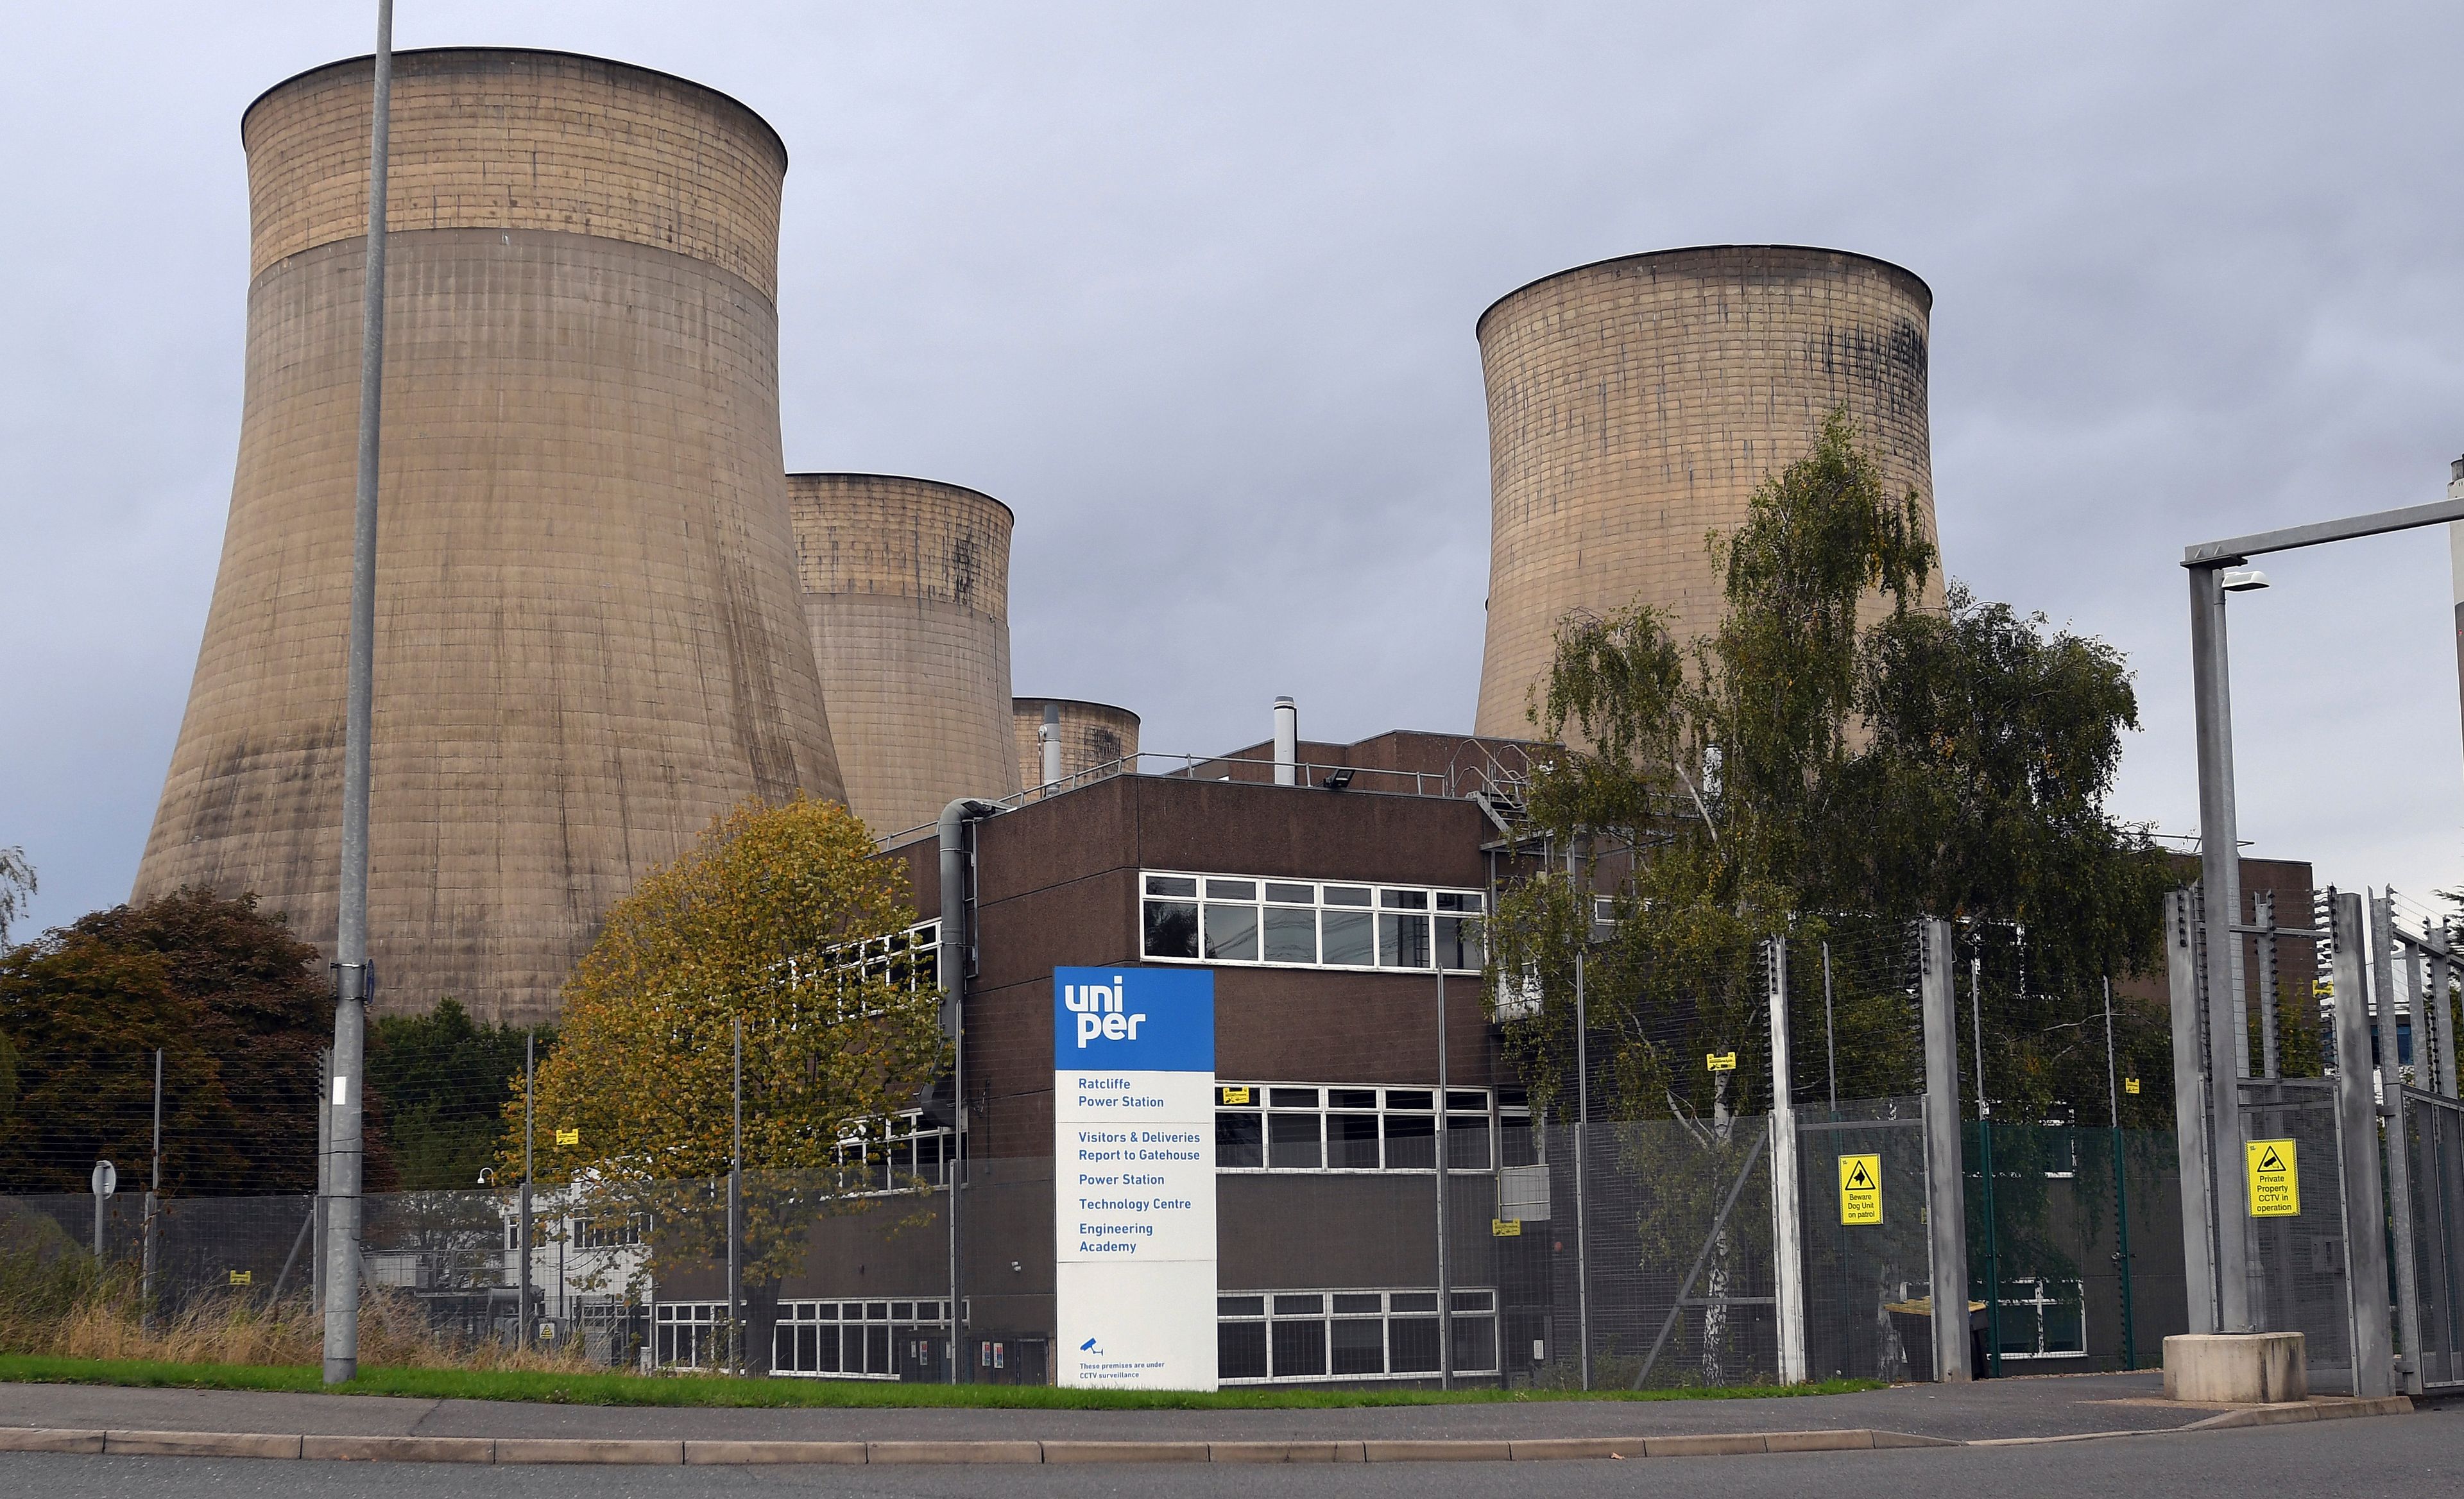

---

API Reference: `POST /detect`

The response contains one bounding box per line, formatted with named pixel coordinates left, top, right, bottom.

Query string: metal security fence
left=1799, top=1101, right=1930, bottom=1383
left=2393, top=1086, right=2464, bottom=1392
left=2237, top=1078, right=2355, bottom=1391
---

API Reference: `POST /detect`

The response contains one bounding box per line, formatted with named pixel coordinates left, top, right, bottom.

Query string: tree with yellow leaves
left=506, top=794, right=945, bottom=1366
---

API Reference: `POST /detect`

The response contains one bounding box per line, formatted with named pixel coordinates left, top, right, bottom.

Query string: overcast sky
left=3, top=2, right=2460, bottom=940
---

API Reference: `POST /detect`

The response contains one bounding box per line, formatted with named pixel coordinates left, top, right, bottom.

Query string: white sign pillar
left=1054, top=967, right=1217, bottom=1389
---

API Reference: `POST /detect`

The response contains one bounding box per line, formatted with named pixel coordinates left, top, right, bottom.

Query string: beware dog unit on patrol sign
left=1052, top=967, right=1217, bottom=1389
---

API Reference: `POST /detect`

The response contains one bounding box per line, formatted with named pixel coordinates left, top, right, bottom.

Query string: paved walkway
left=0, top=1370, right=2384, bottom=1446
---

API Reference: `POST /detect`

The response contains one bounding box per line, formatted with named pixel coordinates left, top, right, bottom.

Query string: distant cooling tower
left=1014, top=699, right=1141, bottom=789
left=1472, top=245, right=1942, bottom=738
left=788, top=475, right=1022, bottom=837
left=133, top=50, right=845, bottom=1024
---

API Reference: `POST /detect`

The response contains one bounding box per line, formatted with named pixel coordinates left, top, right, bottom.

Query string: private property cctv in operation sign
left=1053, top=968, right=1217, bottom=1391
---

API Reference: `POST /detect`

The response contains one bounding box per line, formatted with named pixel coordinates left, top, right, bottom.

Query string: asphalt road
left=4, top=1401, right=2459, bottom=1499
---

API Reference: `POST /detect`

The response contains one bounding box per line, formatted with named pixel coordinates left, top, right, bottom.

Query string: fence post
left=143, top=1047, right=162, bottom=1330
left=2330, top=891, right=2396, bottom=1396
left=1571, top=846, right=1591, bottom=1392
left=520, top=1031, right=534, bottom=1349
left=2165, top=890, right=2218, bottom=1334
left=1766, top=937, right=1805, bottom=1383
left=729, top=1016, right=743, bottom=1376
left=1919, top=919, right=1972, bottom=1381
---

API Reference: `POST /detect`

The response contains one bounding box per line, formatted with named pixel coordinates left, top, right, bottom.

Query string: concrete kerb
left=0, top=1403, right=2413, bottom=1468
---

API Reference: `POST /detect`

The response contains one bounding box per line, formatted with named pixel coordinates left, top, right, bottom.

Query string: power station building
left=133, top=50, right=847, bottom=1024
left=1472, top=245, right=1943, bottom=738
left=789, top=474, right=1023, bottom=839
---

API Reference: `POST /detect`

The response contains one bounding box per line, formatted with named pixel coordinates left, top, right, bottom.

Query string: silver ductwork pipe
left=1274, top=696, right=1297, bottom=786
left=1039, top=702, right=1062, bottom=788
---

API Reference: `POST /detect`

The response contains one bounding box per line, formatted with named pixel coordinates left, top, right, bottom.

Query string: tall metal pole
left=2164, top=891, right=2218, bottom=1333
left=1570, top=845, right=1591, bottom=1392
left=2330, top=893, right=2397, bottom=1397
left=1919, top=920, right=1972, bottom=1381
left=1436, top=965, right=1452, bottom=1390
left=729, top=1016, right=743, bottom=1375
left=323, top=0, right=393, bottom=1387
left=2104, top=978, right=2135, bottom=1371
left=1971, top=948, right=2001, bottom=1376
left=2186, top=561, right=2252, bottom=1333
left=1767, top=937, right=1805, bottom=1384
left=519, top=1032, right=534, bottom=1349
left=143, top=1049, right=162, bottom=1329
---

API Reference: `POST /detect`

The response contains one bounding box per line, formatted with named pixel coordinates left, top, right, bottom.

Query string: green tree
left=369, top=999, right=547, bottom=1191
left=1491, top=411, right=2170, bottom=1128
left=0, top=848, right=33, bottom=945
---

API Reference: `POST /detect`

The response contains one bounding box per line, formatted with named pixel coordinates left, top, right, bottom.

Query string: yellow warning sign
left=1491, top=1218, right=1523, bottom=1237
left=1706, top=1052, right=1738, bottom=1072
left=2246, top=1138, right=2298, bottom=1217
left=1218, top=1086, right=1252, bottom=1105
left=2124, top=1078, right=2141, bottom=1095
left=227, top=1269, right=252, bottom=1286
left=1839, top=1154, right=1883, bottom=1226
left=555, top=1127, right=581, bottom=1147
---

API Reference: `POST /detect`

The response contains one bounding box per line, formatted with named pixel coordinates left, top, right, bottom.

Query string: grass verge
left=0, top=1355, right=1881, bottom=1410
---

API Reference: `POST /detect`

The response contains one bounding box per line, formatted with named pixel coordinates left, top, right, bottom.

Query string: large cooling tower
left=133, top=50, right=845, bottom=1024
left=1472, top=245, right=1942, bottom=738
left=1013, top=699, right=1142, bottom=789
left=787, top=474, right=1022, bottom=837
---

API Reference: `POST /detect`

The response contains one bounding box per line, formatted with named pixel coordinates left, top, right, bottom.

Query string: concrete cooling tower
left=787, top=474, right=1023, bottom=837
left=1014, top=699, right=1142, bottom=789
left=133, top=49, right=845, bottom=1025
left=1471, top=245, right=1942, bottom=739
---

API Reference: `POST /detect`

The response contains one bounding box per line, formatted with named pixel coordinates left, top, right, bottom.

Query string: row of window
left=1142, top=873, right=1485, bottom=972
left=1219, top=1288, right=1499, bottom=1381
left=1214, top=1083, right=1531, bottom=1172
left=653, top=1299, right=950, bottom=1377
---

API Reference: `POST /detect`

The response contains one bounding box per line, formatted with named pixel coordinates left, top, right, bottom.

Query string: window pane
left=1219, top=1296, right=1266, bottom=1317
left=842, top=1325, right=866, bottom=1371
left=1268, top=1113, right=1322, bottom=1169
left=1378, top=912, right=1430, bottom=968
left=1270, top=1319, right=1328, bottom=1378
left=1321, top=910, right=1374, bottom=966
left=1264, top=882, right=1314, bottom=904
left=1435, top=891, right=1482, bottom=912
left=1331, top=1293, right=1383, bottom=1315
left=1385, top=1090, right=1433, bottom=1111
left=1451, top=1314, right=1498, bottom=1373
left=1145, top=875, right=1197, bottom=897
left=1384, top=1113, right=1435, bottom=1170
left=1450, top=1290, right=1494, bottom=1311
left=1331, top=1317, right=1386, bottom=1375
left=1143, top=901, right=1199, bottom=959
left=1380, top=889, right=1430, bottom=909
left=1272, top=1294, right=1324, bottom=1315
left=1446, top=1091, right=1487, bottom=1111
left=892, top=1301, right=914, bottom=1320
left=1389, top=1316, right=1440, bottom=1373
left=1217, top=1112, right=1263, bottom=1168
left=1328, top=1113, right=1382, bottom=1169
left=866, top=1324, right=891, bottom=1373
left=1447, top=1115, right=1492, bottom=1170
left=1436, top=916, right=1483, bottom=970
left=1206, top=878, right=1258, bottom=900
left=1328, top=1088, right=1378, bottom=1109
left=813, top=1323, right=841, bottom=1372
left=1500, top=1113, right=1538, bottom=1169
left=1389, top=1292, right=1438, bottom=1312
left=2044, top=1290, right=2085, bottom=1355
left=1219, top=1321, right=1269, bottom=1380
left=1262, top=905, right=1317, bottom=963
left=1322, top=885, right=1372, bottom=907
left=1269, top=1088, right=1319, bottom=1108
left=866, top=1303, right=889, bottom=1320
left=1204, top=904, right=1260, bottom=961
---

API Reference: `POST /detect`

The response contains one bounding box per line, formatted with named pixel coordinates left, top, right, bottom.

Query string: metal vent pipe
left=1040, top=703, right=1062, bottom=788
left=1273, top=697, right=1298, bottom=786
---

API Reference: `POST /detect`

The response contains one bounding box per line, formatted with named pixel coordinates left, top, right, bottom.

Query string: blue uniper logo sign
left=1053, top=968, right=1213, bottom=1072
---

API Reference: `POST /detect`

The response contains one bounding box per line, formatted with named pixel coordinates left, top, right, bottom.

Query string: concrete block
left=301, top=1435, right=495, bottom=1463
left=0, top=1428, right=105, bottom=1454
left=2163, top=1332, right=2307, bottom=1404
left=1507, top=1438, right=1636, bottom=1460
left=493, top=1438, right=683, bottom=1464
left=683, top=1440, right=866, bottom=1465
left=1763, top=1429, right=1875, bottom=1452
left=1042, top=1441, right=1209, bottom=1463
left=1362, top=1440, right=1516, bottom=1462
left=1208, top=1441, right=1351, bottom=1462
left=865, top=1441, right=1043, bottom=1464
left=1642, top=1433, right=1769, bottom=1457
left=105, top=1430, right=303, bottom=1459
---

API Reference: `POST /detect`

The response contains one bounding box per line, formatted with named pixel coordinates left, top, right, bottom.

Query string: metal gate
left=1797, top=1104, right=1932, bottom=1383
left=2391, top=1086, right=2464, bottom=1392
left=2237, top=1077, right=2355, bottom=1392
